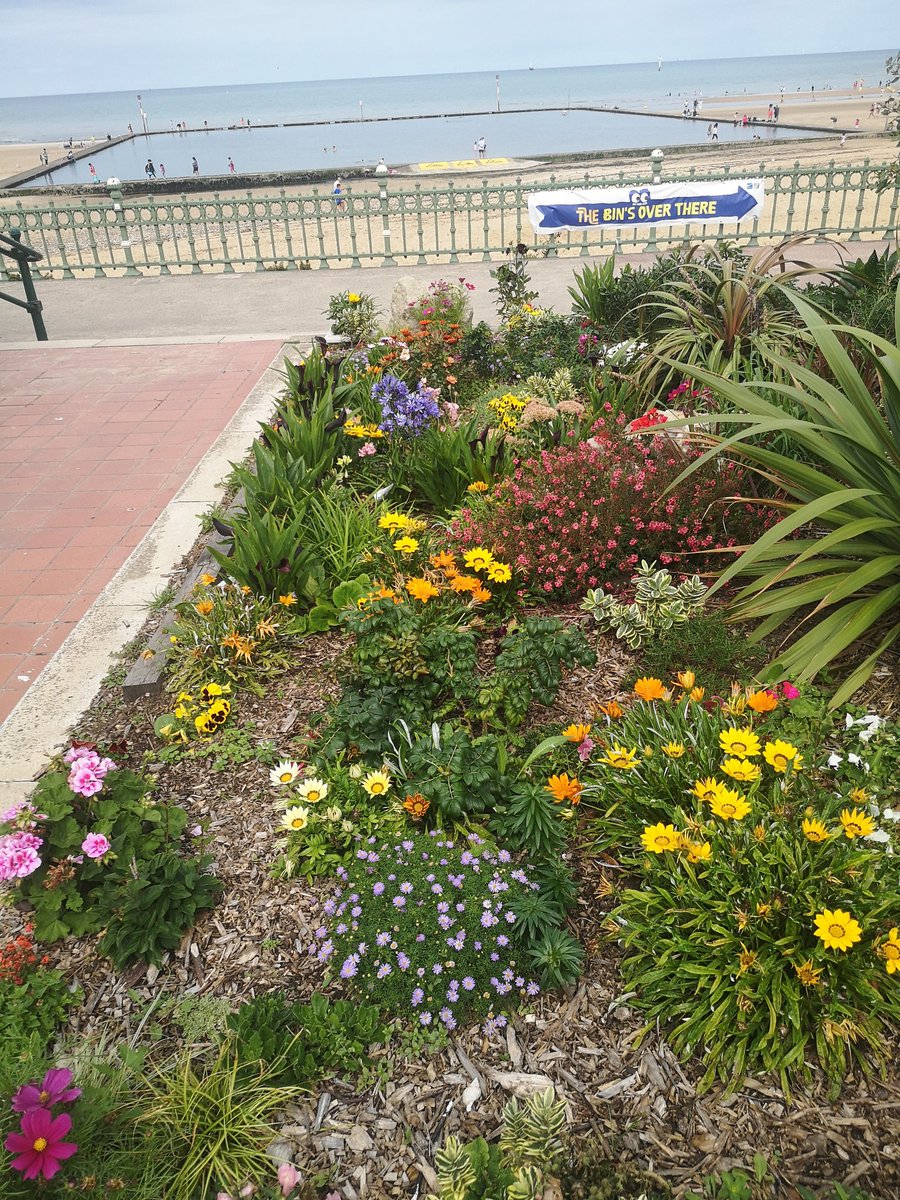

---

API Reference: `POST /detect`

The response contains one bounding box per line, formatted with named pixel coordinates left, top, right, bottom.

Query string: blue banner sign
left=528, top=179, right=765, bottom=233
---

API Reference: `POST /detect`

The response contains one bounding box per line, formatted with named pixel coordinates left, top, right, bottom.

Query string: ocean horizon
left=2, top=47, right=891, bottom=185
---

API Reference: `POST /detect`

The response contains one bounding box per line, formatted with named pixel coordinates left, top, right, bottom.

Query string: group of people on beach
left=143, top=156, right=201, bottom=179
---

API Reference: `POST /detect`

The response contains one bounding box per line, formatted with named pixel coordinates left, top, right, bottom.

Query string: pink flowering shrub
left=451, top=410, right=774, bottom=598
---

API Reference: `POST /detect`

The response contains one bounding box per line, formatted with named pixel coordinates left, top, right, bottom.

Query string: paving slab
left=0, top=339, right=285, bottom=738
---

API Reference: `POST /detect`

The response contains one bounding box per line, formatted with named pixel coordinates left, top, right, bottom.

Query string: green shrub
left=639, top=608, right=769, bottom=695
left=582, top=559, right=708, bottom=650
left=326, top=289, right=380, bottom=344
left=227, top=991, right=388, bottom=1087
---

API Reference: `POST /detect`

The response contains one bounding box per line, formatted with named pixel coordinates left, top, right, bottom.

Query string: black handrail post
left=0, top=228, right=48, bottom=341
left=11, top=230, right=48, bottom=341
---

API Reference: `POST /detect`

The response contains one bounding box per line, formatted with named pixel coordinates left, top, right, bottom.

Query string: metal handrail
left=0, top=228, right=48, bottom=340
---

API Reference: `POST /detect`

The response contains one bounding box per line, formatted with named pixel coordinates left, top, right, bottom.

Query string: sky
left=1, top=0, right=897, bottom=97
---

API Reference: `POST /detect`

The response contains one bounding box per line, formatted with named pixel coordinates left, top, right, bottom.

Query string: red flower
left=5, top=1108, right=78, bottom=1181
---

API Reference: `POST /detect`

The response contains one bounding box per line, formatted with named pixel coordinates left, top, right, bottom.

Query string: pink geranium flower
left=358, top=441, right=376, bottom=457
left=4, top=1108, right=78, bottom=1181
left=81, top=833, right=110, bottom=860
left=0, top=832, right=43, bottom=882
left=278, top=1162, right=300, bottom=1195
left=12, top=1068, right=81, bottom=1114
left=780, top=681, right=801, bottom=699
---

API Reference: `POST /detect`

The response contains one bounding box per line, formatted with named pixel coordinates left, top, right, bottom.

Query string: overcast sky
left=1, top=0, right=897, bottom=97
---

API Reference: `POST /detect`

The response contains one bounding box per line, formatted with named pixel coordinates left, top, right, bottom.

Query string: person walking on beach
left=228, top=156, right=236, bottom=173
left=145, top=159, right=156, bottom=179
left=159, top=163, right=166, bottom=177
left=88, top=162, right=97, bottom=182
left=475, top=136, right=486, bottom=159
left=711, top=122, right=718, bottom=141
left=332, top=177, right=346, bottom=211
left=192, top=156, right=200, bottom=175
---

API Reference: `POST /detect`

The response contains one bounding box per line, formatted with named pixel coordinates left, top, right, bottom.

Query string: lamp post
left=358, top=100, right=363, bottom=122
left=649, top=147, right=664, bottom=184
left=496, top=74, right=501, bottom=113
left=137, top=95, right=148, bottom=135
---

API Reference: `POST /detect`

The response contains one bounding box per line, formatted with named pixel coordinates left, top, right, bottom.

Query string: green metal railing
left=0, top=163, right=896, bottom=279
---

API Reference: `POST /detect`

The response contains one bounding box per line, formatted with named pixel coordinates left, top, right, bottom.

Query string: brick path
left=0, top=340, right=282, bottom=724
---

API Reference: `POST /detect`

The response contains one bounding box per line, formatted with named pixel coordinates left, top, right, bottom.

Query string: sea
left=0, top=47, right=891, bottom=186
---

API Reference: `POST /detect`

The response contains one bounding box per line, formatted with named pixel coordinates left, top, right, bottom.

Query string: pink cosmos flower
left=4, top=1108, right=78, bottom=1181
left=277, top=1162, right=300, bottom=1195
left=81, top=833, right=110, bottom=860
left=12, top=1068, right=82, bottom=1114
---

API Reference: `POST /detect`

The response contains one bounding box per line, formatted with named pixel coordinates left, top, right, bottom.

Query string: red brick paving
left=0, top=340, right=282, bottom=725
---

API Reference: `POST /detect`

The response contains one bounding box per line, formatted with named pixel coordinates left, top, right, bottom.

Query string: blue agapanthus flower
left=372, top=373, right=440, bottom=436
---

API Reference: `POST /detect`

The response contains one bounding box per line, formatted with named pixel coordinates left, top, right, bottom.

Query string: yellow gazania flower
left=393, top=536, right=420, bottom=555
left=814, top=908, right=862, bottom=952
left=599, top=745, right=639, bottom=771
left=378, top=511, right=410, bottom=532
left=486, top=560, right=512, bottom=583
left=802, top=817, right=830, bottom=843
left=674, top=670, right=696, bottom=690
left=718, top=727, right=762, bottom=759
left=362, top=769, right=391, bottom=797
left=881, top=928, right=900, bottom=974
left=709, top=788, right=751, bottom=821
left=596, top=700, right=623, bottom=719
left=430, top=551, right=457, bottom=572
left=661, top=742, right=686, bottom=758
left=194, top=599, right=215, bottom=616
left=692, top=777, right=725, bottom=804
left=241, top=585, right=252, bottom=595
left=467, top=480, right=490, bottom=493
left=839, top=807, right=876, bottom=839
left=794, top=959, right=824, bottom=987
left=270, top=760, right=303, bottom=786
left=278, top=593, right=297, bottom=606
left=563, top=723, right=592, bottom=743
left=764, top=740, right=803, bottom=773
left=297, top=777, right=328, bottom=804
left=633, top=677, right=666, bottom=702
left=463, top=547, right=495, bottom=573
left=347, top=293, right=361, bottom=303
left=689, top=686, right=705, bottom=702
left=545, top=774, right=582, bottom=804
left=753, top=823, right=767, bottom=842
left=738, top=947, right=758, bottom=974
left=641, top=823, right=681, bottom=853
left=199, top=572, right=217, bottom=586
left=849, top=786, right=869, bottom=805
left=720, top=757, right=761, bottom=782
left=470, top=586, right=492, bottom=603
left=747, top=689, right=778, bottom=714
left=686, top=840, right=712, bottom=864
left=281, top=805, right=310, bottom=832
left=405, top=578, right=440, bottom=603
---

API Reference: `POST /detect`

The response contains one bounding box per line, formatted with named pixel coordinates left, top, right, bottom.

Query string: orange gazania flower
left=278, top=593, right=297, bottom=606
left=467, top=481, right=489, bottom=493
left=689, top=686, right=705, bottom=702
left=445, top=375, right=458, bottom=385
left=545, top=773, right=582, bottom=805
left=563, top=723, right=592, bottom=743
left=470, top=585, right=492, bottom=603
left=634, top=677, right=666, bottom=702
left=747, top=690, right=778, bottom=714
left=430, top=551, right=457, bottom=571
left=596, top=700, right=623, bottom=719
left=194, top=599, right=214, bottom=616
left=403, top=792, right=430, bottom=819
left=199, top=573, right=217, bottom=586
left=674, top=670, right=696, bottom=690
left=450, top=574, right=480, bottom=594
left=405, top=578, right=439, bottom=603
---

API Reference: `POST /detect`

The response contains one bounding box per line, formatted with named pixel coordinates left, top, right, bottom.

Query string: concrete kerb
left=0, top=339, right=301, bottom=808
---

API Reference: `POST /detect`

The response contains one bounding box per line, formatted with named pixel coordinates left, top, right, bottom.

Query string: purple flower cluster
left=372, top=374, right=441, bottom=436
left=310, top=830, right=541, bottom=1032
